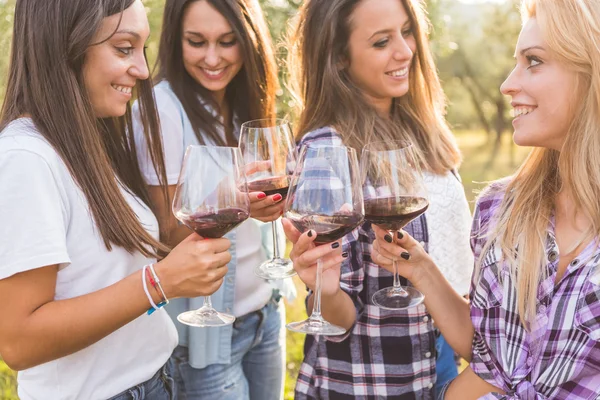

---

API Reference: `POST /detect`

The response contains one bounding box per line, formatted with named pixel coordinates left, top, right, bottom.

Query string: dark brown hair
left=288, top=0, right=461, bottom=173
left=1, top=0, right=169, bottom=256
left=156, top=0, right=278, bottom=146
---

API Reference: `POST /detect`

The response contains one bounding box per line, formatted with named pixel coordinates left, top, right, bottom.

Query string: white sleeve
left=132, top=87, right=186, bottom=186
left=0, top=150, right=70, bottom=280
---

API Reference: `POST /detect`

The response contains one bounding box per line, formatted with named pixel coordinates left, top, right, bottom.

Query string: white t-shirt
left=133, top=82, right=272, bottom=317
left=0, top=119, right=178, bottom=400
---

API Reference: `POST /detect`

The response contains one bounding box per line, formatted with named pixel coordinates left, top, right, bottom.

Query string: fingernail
left=331, top=242, right=340, bottom=249
left=384, top=234, right=393, bottom=243
left=273, top=194, right=283, bottom=202
left=342, top=252, right=348, bottom=258
left=401, top=252, right=410, bottom=260
left=307, top=230, right=313, bottom=237
left=257, top=193, right=266, bottom=199
left=397, top=231, right=404, bottom=239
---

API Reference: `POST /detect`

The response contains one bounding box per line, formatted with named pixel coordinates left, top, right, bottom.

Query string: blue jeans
left=435, top=333, right=458, bottom=397
left=171, top=297, right=285, bottom=400
left=109, top=360, right=176, bottom=400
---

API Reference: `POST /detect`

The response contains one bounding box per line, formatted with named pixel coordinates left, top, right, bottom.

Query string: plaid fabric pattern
left=469, top=182, right=600, bottom=399
left=293, top=127, right=436, bottom=400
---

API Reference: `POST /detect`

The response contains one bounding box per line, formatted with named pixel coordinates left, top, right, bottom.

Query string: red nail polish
left=273, top=194, right=283, bottom=202
left=257, top=193, right=267, bottom=199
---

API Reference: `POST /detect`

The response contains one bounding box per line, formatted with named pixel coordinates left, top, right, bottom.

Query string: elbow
left=1, top=343, right=35, bottom=371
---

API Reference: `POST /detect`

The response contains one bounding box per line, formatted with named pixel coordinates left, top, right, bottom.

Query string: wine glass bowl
left=239, top=119, right=298, bottom=280
left=172, top=145, right=250, bottom=327
left=362, top=140, right=428, bottom=310
left=284, top=144, right=364, bottom=335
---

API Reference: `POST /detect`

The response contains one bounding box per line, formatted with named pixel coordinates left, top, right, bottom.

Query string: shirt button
left=425, top=351, right=432, bottom=358
left=423, top=316, right=430, bottom=322
left=571, top=259, right=580, bottom=266
left=227, top=277, right=234, bottom=284
left=548, top=251, right=558, bottom=263
left=419, top=241, right=426, bottom=247
left=539, top=305, right=547, bottom=314
left=427, top=383, right=433, bottom=389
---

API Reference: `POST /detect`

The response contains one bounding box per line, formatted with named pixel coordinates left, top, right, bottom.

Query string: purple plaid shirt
left=294, top=127, right=436, bottom=400
left=470, top=182, right=600, bottom=399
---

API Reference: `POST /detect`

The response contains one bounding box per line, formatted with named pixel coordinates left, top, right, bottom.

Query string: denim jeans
left=435, top=333, right=458, bottom=398
left=171, top=297, right=285, bottom=400
left=108, top=360, right=176, bottom=400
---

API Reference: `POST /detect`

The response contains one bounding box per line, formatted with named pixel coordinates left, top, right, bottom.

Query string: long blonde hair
left=286, top=0, right=461, bottom=173
left=478, top=0, right=600, bottom=326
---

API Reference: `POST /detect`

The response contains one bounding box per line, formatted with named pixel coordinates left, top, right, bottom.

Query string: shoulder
left=297, top=126, right=345, bottom=148
left=0, top=119, right=64, bottom=169
left=472, top=177, right=512, bottom=234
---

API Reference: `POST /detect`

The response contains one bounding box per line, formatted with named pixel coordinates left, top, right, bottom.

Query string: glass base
left=177, top=306, right=236, bottom=327
left=254, top=257, right=296, bottom=280
left=372, top=286, right=424, bottom=310
left=286, top=317, right=346, bottom=336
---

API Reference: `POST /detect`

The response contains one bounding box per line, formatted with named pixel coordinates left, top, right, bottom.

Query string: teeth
left=203, top=68, right=225, bottom=76
left=513, top=107, right=535, bottom=117
left=386, top=67, right=408, bottom=77
left=112, top=85, right=132, bottom=94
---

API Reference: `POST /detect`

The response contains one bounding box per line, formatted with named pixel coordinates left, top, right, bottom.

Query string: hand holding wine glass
left=172, top=145, right=250, bottom=327
left=361, top=141, right=428, bottom=309
left=281, top=219, right=346, bottom=298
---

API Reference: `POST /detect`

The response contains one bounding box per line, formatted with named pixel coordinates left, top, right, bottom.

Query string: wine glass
left=172, top=145, right=250, bottom=327
left=361, top=140, right=428, bottom=309
left=239, top=119, right=297, bottom=280
left=284, top=144, right=364, bottom=335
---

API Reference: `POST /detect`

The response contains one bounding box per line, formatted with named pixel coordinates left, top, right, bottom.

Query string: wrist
left=412, top=258, right=440, bottom=292
left=153, top=260, right=177, bottom=300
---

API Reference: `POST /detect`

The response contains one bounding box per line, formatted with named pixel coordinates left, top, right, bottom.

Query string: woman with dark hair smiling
left=0, top=0, right=234, bottom=399
left=132, top=1, right=293, bottom=399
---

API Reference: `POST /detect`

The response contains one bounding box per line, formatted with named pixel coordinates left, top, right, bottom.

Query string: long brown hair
left=287, top=0, right=461, bottom=173
left=156, top=0, right=278, bottom=146
left=1, top=0, right=169, bottom=257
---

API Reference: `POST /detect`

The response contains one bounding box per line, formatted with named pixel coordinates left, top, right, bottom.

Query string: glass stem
left=203, top=296, right=213, bottom=309
left=392, top=259, right=409, bottom=297
left=310, top=257, right=324, bottom=321
left=271, top=220, right=280, bottom=260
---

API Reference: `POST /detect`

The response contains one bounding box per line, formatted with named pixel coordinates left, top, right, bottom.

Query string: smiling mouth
left=112, top=84, right=132, bottom=94
left=513, top=106, right=536, bottom=117
left=385, top=67, right=409, bottom=77
left=201, top=67, right=228, bottom=77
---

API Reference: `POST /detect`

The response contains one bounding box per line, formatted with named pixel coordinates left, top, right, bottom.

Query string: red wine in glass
left=247, top=176, right=293, bottom=199
left=176, top=208, right=251, bottom=239
left=364, top=196, right=429, bottom=231
left=286, top=212, right=364, bottom=245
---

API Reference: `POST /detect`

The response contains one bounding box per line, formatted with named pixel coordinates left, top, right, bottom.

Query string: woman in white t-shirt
left=132, top=1, right=293, bottom=399
left=0, top=1, right=233, bottom=399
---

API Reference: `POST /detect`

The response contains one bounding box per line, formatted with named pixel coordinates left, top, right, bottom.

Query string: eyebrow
left=518, top=45, right=546, bottom=56
left=115, top=30, right=141, bottom=40
left=368, top=21, right=412, bottom=40
left=184, top=31, right=235, bottom=38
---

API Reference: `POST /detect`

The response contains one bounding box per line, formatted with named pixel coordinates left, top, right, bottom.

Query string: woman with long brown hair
left=132, top=0, right=293, bottom=399
left=283, top=0, right=473, bottom=398
left=0, top=0, right=232, bottom=399
left=373, top=0, right=600, bottom=398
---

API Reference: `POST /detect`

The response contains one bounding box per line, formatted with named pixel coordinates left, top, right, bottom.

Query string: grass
left=0, top=131, right=530, bottom=399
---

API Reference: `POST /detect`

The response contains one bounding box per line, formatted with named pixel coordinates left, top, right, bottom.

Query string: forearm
left=307, top=288, right=357, bottom=331
left=418, top=261, right=473, bottom=360
left=4, top=269, right=162, bottom=370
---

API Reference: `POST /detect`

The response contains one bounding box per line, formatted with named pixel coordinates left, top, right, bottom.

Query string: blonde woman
left=372, top=0, right=600, bottom=398
left=283, top=0, right=474, bottom=397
